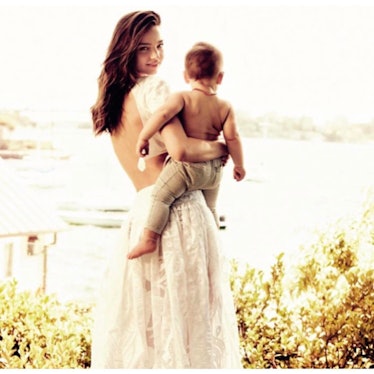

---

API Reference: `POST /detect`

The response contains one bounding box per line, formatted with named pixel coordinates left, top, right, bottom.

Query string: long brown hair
left=91, top=10, right=161, bottom=135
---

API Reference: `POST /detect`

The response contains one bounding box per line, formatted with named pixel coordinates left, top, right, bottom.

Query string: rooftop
left=0, top=159, right=67, bottom=238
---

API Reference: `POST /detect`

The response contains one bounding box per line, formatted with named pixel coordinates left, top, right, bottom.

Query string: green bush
left=231, top=195, right=374, bottom=368
left=1, top=195, right=373, bottom=368
left=0, top=280, right=92, bottom=369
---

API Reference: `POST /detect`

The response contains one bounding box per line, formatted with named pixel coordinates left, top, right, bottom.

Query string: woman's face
left=136, top=25, right=164, bottom=76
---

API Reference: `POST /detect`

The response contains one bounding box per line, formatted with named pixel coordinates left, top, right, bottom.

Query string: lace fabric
left=91, top=75, right=242, bottom=368
left=91, top=187, right=242, bottom=368
left=132, top=75, right=169, bottom=159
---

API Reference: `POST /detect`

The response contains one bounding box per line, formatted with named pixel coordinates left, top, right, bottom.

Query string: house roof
left=0, top=159, right=67, bottom=238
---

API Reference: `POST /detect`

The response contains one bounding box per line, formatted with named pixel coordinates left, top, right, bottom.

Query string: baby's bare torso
left=179, top=90, right=230, bottom=141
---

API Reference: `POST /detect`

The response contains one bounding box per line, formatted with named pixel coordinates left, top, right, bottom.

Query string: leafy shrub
left=1, top=195, right=373, bottom=368
left=231, top=195, right=374, bottom=368
left=0, top=280, right=92, bottom=369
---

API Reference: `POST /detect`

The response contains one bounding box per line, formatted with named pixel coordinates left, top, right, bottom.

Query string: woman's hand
left=213, top=140, right=229, bottom=163
left=221, top=152, right=230, bottom=167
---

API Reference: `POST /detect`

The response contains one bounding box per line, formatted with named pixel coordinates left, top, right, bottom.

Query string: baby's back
left=180, top=90, right=230, bottom=141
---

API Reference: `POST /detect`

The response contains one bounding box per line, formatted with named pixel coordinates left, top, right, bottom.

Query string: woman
left=90, top=10, right=242, bottom=369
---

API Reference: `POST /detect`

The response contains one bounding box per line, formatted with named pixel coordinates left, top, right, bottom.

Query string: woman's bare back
left=110, top=92, right=167, bottom=192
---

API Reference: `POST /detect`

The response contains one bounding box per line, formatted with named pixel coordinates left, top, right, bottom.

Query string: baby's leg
left=200, top=159, right=223, bottom=228
left=202, top=185, right=220, bottom=228
left=127, top=161, right=188, bottom=259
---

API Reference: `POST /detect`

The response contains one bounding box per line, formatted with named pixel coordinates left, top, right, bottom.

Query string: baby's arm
left=222, top=106, right=246, bottom=181
left=136, top=92, right=185, bottom=157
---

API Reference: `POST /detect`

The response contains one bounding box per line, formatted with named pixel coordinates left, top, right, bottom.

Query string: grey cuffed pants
left=146, top=157, right=223, bottom=234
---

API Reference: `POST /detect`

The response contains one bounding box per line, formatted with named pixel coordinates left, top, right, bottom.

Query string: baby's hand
left=233, top=165, right=246, bottom=181
left=136, top=138, right=149, bottom=157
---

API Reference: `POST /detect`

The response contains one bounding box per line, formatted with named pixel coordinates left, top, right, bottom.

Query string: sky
left=1, top=0, right=374, bottom=124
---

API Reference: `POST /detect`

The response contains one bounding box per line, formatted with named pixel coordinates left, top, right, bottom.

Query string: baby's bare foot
left=127, top=239, right=158, bottom=259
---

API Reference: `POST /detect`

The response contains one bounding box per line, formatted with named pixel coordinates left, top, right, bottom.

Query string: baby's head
left=184, top=42, right=223, bottom=81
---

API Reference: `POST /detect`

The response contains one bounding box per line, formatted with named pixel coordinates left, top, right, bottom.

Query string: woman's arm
left=160, top=117, right=228, bottom=162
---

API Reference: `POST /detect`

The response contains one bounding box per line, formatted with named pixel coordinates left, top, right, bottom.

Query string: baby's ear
left=217, top=71, right=224, bottom=85
left=183, top=70, right=190, bottom=84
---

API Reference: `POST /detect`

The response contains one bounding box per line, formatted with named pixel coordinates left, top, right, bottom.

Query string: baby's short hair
left=185, top=42, right=223, bottom=80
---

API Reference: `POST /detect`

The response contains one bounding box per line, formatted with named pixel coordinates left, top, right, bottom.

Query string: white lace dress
left=90, top=76, right=242, bottom=369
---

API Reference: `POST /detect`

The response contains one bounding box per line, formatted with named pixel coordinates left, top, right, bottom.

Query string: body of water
left=4, top=129, right=374, bottom=304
